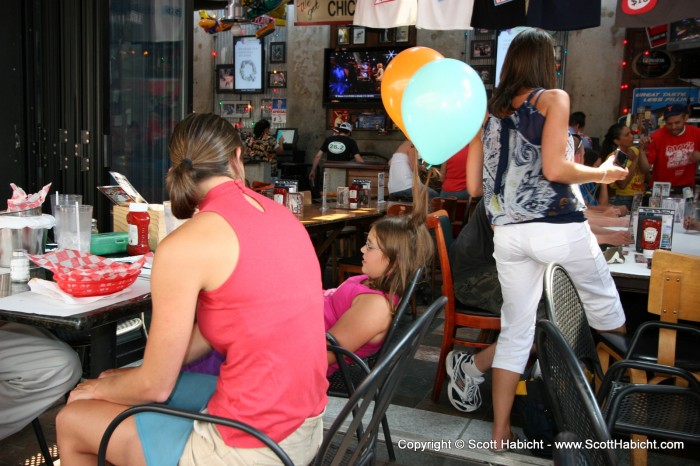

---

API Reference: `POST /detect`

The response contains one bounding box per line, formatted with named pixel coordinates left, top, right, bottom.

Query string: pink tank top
left=196, top=180, right=328, bottom=447
left=324, top=274, right=399, bottom=374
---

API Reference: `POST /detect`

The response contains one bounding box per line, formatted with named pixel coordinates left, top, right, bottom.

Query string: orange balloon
left=381, top=47, right=444, bottom=136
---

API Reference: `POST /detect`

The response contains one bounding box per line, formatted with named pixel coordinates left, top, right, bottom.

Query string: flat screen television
left=667, top=17, right=700, bottom=52
left=323, top=47, right=408, bottom=106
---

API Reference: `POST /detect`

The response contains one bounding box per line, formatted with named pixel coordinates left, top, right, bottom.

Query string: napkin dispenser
left=90, top=232, right=128, bottom=256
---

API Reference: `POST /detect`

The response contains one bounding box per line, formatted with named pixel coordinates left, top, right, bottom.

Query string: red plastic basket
left=54, top=269, right=140, bottom=297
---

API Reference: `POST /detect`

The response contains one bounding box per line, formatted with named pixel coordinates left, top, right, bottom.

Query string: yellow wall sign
left=295, top=0, right=356, bottom=25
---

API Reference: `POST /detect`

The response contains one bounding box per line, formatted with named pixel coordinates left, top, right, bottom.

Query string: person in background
left=388, top=140, right=439, bottom=201
left=639, top=104, right=700, bottom=194
left=325, top=178, right=434, bottom=374
left=465, top=28, right=627, bottom=451
left=0, top=323, right=81, bottom=441
left=569, top=111, right=592, bottom=150
left=309, top=122, right=364, bottom=183
left=440, top=145, right=470, bottom=200
left=600, top=123, right=648, bottom=211
left=57, top=113, right=328, bottom=465
left=245, top=119, right=284, bottom=178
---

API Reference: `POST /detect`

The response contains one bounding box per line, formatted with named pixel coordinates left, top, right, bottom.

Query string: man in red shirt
left=640, top=104, right=700, bottom=193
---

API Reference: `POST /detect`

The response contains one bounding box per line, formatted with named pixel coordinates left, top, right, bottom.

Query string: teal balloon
left=401, top=59, right=487, bottom=166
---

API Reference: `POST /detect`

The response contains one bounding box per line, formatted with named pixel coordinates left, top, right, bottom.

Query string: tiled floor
left=2, top=299, right=699, bottom=465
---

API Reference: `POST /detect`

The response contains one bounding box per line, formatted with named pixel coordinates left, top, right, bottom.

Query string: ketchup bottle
left=349, top=184, right=360, bottom=209
left=127, top=203, right=150, bottom=255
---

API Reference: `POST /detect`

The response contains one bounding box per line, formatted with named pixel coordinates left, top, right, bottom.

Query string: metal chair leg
left=31, top=418, right=54, bottom=466
left=380, top=414, right=396, bottom=461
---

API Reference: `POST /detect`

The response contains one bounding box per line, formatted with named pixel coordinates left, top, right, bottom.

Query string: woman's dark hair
left=253, top=119, right=271, bottom=138
left=601, top=123, right=625, bottom=158
left=165, top=113, right=244, bottom=219
left=489, top=28, right=557, bottom=118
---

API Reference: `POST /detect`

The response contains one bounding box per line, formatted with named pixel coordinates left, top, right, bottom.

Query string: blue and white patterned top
left=482, top=88, right=586, bottom=226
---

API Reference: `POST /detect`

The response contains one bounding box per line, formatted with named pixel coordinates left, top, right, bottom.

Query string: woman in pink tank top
left=57, top=113, right=328, bottom=465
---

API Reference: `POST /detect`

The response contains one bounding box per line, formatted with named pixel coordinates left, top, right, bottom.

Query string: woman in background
left=440, top=145, right=470, bottom=200
left=245, top=119, right=284, bottom=178
left=600, top=123, right=648, bottom=211
left=57, top=113, right=327, bottom=465
left=388, top=140, right=438, bottom=201
left=465, top=28, right=627, bottom=450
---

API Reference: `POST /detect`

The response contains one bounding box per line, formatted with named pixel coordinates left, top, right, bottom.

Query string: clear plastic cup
left=55, top=204, right=93, bottom=252
left=50, top=194, right=83, bottom=216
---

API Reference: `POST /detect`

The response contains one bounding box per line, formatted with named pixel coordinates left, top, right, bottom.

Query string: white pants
left=492, top=221, right=626, bottom=373
left=0, top=322, right=82, bottom=439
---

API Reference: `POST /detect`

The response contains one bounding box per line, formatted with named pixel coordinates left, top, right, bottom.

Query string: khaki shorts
left=179, top=410, right=324, bottom=465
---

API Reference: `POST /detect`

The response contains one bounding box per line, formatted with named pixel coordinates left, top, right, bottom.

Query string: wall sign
left=632, top=50, right=673, bottom=79
left=295, top=0, right=356, bottom=25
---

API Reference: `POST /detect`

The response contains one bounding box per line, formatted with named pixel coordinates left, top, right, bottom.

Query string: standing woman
left=601, top=123, right=648, bottom=211
left=245, top=118, right=284, bottom=178
left=57, top=113, right=328, bottom=465
left=466, top=28, right=628, bottom=450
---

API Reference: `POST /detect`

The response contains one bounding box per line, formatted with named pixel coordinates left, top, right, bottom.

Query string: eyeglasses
left=364, top=240, right=380, bottom=251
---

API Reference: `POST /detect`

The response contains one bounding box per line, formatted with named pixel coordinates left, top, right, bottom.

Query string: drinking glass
left=55, top=204, right=93, bottom=252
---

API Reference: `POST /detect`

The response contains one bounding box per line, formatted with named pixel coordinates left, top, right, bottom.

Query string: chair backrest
left=327, top=267, right=424, bottom=396
left=386, top=203, right=413, bottom=217
left=648, top=249, right=700, bottom=324
left=647, top=250, right=700, bottom=368
left=543, top=262, right=603, bottom=382
left=97, top=404, right=294, bottom=466
left=426, top=210, right=454, bottom=312
left=535, top=320, right=617, bottom=466
left=316, top=296, right=446, bottom=466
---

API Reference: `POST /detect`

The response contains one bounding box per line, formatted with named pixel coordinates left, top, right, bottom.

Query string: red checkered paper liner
left=7, top=182, right=52, bottom=211
left=28, top=249, right=152, bottom=281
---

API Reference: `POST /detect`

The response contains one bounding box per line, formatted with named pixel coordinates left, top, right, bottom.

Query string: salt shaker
left=10, top=249, right=30, bottom=282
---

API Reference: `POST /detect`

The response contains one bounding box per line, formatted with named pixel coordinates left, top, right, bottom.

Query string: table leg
left=89, top=322, right=117, bottom=377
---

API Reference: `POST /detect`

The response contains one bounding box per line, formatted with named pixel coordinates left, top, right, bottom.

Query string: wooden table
left=0, top=269, right=151, bottom=377
left=608, top=226, right=700, bottom=293
left=299, top=204, right=386, bottom=285
left=299, top=204, right=386, bottom=257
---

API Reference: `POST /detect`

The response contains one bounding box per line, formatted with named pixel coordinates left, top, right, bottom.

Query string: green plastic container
left=90, top=232, right=128, bottom=256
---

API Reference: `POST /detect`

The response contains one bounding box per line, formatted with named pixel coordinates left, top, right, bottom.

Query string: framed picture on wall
left=352, top=27, right=366, bottom=45
left=268, top=71, right=287, bottom=88
left=396, top=26, right=409, bottom=43
left=472, top=65, right=493, bottom=85
left=219, top=100, right=251, bottom=119
left=471, top=40, right=495, bottom=59
left=337, top=26, right=351, bottom=46
left=233, top=36, right=264, bottom=93
left=270, top=42, right=286, bottom=64
left=379, top=28, right=393, bottom=43
left=260, top=98, right=273, bottom=119
left=215, top=65, right=235, bottom=93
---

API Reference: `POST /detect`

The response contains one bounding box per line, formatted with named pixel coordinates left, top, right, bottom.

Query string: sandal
left=489, top=431, right=525, bottom=453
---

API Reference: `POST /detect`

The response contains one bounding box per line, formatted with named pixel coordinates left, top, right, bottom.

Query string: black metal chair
left=316, top=296, right=446, bottom=466
left=97, top=404, right=294, bottom=466
left=542, top=263, right=700, bottom=466
left=552, top=431, right=594, bottom=466
left=596, top=249, right=700, bottom=382
left=31, top=418, right=54, bottom=466
left=326, top=266, right=424, bottom=462
left=536, top=319, right=617, bottom=466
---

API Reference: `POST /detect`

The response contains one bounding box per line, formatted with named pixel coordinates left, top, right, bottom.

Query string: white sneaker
left=446, top=350, right=484, bottom=412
